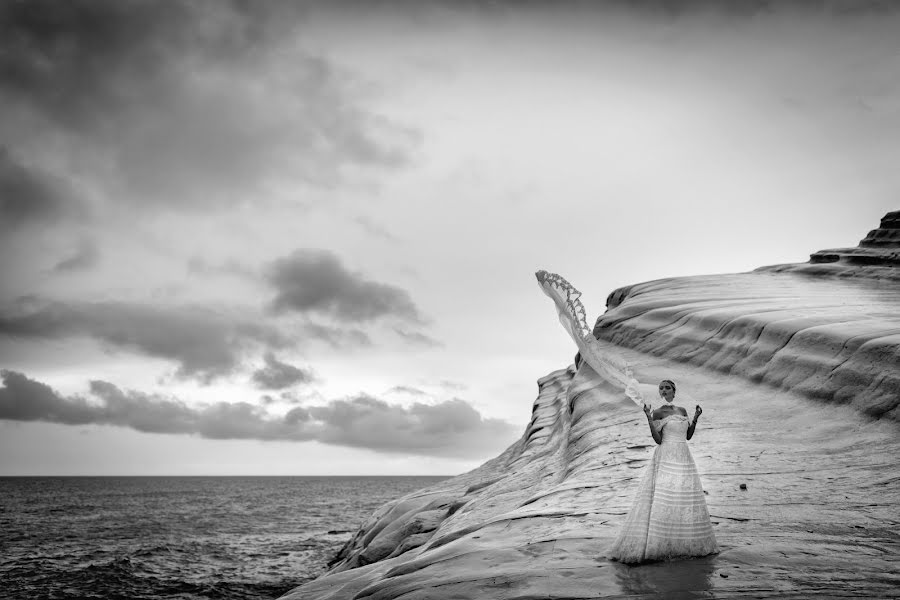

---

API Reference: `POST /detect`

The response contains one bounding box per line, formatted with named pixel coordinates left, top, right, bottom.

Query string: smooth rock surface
left=281, top=213, right=900, bottom=600
left=594, top=271, right=900, bottom=421
left=595, top=211, right=900, bottom=421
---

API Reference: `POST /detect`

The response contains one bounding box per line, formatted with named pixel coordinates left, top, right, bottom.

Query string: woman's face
left=658, top=381, right=676, bottom=403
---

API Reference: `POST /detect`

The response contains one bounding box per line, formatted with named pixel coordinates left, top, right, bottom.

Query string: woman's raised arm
left=686, top=405, right=702, bottom=440
left=644, top=405, right=663, bottom=445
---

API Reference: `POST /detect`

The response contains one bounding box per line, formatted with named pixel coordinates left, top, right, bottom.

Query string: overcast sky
left=1, top=0, right=897, bottom=475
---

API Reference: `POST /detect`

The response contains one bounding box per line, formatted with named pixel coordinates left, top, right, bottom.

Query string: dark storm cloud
left=0, top=370, right=97, bottom=424
left=0, top=371, right=517, bottom=457
left=188, top=250, right=425, bottom=346
left=0, top=0, right=418, bottom=210
left=267, top=249, right=424, bottom=323
left=0, top=300, right=291, bottom=381
left=251, top=352, right=315, bottom=390
left=0, top=0, right=196, bottom=131
left=306, top=394, right=516, bottom=456
left=0, top=147, right=76, bottom=229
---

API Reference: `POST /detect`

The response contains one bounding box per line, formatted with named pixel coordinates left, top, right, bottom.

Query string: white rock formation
left=281, top=212, right=900, bottom=600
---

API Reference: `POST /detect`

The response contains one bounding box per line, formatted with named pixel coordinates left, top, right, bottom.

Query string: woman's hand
left=687, top=405, right=702, bottom=440
left=644, top=404, right=662, bottom=444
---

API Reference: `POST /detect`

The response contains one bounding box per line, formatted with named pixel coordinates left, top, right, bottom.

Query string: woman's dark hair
left=660, top=379, right=677, bottom=392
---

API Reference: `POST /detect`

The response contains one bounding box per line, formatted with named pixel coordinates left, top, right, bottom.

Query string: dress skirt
left=608, top=417, right=718, bottom=563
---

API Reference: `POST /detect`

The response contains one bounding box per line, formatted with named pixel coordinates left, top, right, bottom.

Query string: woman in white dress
left=534, top=271, right=717, bottom=564
left=608, top=379, right=718, bottom=563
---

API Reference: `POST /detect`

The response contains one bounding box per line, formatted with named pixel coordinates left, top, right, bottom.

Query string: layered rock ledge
left=763, top=209, right=900, bottom=276
left=596, top=212, right=900, bottom=422
left=281, top=213, right=900, bottom=600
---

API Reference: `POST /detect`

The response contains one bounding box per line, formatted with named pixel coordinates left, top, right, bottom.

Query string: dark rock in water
left=281, top=212, right=900, bottom=600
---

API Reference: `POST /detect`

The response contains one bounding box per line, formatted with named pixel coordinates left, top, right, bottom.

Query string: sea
left=0, top=476, right=448, bottom=600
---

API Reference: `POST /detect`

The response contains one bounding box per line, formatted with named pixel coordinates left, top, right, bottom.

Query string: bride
left=536, top=271, right=718, bottom=564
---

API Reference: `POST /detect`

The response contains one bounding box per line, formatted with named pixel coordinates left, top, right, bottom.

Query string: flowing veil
left=535, top=270, right=646, bottom=408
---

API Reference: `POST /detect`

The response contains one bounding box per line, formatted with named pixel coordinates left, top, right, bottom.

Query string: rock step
left=755, top=210, right=900, bottom=273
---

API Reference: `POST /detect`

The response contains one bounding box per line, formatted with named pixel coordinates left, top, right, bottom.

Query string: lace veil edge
left=535, top=270, right=644, bottom=407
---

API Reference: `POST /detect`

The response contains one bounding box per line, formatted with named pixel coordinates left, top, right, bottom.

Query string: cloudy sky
left=1, top=0, right=897, bottom=475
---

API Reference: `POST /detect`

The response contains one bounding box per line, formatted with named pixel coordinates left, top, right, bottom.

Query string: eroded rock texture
left=281, top=213, right=900, bottom=600
left=764, top=209, right=900, bottom=275
left=596, top=212, right=900, bottom=421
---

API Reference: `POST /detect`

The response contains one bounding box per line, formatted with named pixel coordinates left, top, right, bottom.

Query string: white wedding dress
left=536, top=270, right=718, bottom=563
left=607, top=413, right=718, bottom=563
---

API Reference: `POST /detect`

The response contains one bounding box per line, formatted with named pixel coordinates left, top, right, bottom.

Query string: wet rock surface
left=281, top=213, right=900, bottom=600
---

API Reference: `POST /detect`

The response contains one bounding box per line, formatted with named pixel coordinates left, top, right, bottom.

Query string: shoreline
left=284, top=341, right=900, bottom=599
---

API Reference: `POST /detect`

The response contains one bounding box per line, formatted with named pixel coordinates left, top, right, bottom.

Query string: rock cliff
left=594, top=211, right=900, bottom=421
left=764, top=209, right=900, bottom=275
left=281, top=212, right=900, bottom=600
